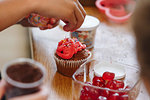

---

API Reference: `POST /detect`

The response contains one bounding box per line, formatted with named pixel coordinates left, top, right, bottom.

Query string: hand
left=9, top=86, right=49, bottom=100
left=33, top=0, right=86, bottom=31
left=0, top=80, right=49, bottom=100
left=17, top=18, right=35, bottom=27
left=0, top=80, right=6, bottom=99
left=17, top=17, right=58, bottom=30
left=0, top=0, right=85, bottom=31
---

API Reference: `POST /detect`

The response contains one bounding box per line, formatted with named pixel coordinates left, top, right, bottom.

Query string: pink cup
left=95, top=0, right=136, bottom=23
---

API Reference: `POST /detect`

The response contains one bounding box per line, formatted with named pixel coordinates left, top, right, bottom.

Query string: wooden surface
left=30, top=6, right=149, bottom=100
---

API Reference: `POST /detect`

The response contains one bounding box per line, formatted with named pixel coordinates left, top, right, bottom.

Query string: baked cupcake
left=54, top=38, right=91, bottom=77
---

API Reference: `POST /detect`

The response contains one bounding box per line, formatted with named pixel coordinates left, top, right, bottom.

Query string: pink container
left=95, top=0, right=136, bottom=23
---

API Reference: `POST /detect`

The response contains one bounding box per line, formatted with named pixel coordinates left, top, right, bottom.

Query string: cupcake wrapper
left=54, top=52, right=92, bottom=77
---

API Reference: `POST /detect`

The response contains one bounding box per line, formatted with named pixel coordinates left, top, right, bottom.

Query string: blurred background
left=0, top=25, right=31, bottom=70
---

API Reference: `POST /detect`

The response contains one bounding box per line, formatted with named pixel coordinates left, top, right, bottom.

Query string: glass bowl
left=72, top=59, right=141, bottom=100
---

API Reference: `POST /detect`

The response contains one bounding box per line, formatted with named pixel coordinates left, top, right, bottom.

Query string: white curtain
left=0, top=25, right=31, bottom=70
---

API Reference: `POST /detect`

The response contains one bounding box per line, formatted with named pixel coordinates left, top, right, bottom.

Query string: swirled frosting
left=56, top=38, right=86, bottom=59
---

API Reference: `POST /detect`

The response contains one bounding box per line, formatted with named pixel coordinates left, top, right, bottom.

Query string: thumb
left=9, top=86, right=49, bottom=100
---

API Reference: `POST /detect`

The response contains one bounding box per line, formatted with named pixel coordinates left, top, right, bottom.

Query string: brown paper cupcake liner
left=54, top=52, right=92, bottom=77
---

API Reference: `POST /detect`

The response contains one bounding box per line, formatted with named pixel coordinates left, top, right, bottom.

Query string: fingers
left=63, top=9, right=77, bottom=31
left=0, top=80, right=6, bottom=99
left=9, top=86, right=49, bottom=100
left=17, top=18, right=35, bottom=27
left=75, top=0, right=86, bottom=17
left=63, top=1, right=85, bottom=32
left=73, top=2, right=84, bottom=31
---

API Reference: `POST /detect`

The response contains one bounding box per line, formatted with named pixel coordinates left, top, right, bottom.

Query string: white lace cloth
left=94, top=23, right=137, bottom=65
left=94, top=23, right=149, bottom=100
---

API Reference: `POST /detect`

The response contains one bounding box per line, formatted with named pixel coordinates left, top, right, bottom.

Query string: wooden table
left=30, top=6, right=149, bottom=100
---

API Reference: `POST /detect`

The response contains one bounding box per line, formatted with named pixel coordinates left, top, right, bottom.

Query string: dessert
left=2, top=58, right=46, bottom=99
left=7, top=63, right=43, bottom=83
left=54, top=38, right=91, bottom=77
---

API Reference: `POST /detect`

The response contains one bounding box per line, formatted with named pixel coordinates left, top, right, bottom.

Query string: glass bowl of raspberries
left=72, top=59, right=141, bottom=100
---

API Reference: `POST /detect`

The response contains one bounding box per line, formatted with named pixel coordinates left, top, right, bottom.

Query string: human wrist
left=27, top=0, right=43, bottom=13
left=24, top=0, right=37, bottom=14
left=9, top=0, right=36, bottom=16
left=20, top=0, right=39, bottom=15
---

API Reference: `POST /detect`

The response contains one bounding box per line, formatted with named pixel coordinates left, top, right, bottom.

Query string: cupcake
left=54, top=38, right=91, bottom=77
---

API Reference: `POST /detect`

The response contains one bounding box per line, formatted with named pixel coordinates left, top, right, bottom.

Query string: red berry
left=102, top=72, right=115, bottom=81
left=80, top=90, right=93, bottom=100
left=93, top=76, right=105, bottom=83
left=99, top=90, right=109, bottom=97
left=82, top=86, right=100, bottom=99
left=119, top=94, right=128, bottom=100
left=93, top=81, right=105, bottom=87
left=93, top=76, right=105, bottom=87
left=97, top=96, right=107, bottom=100
left=106, top=81, right=116, bottom=90
left=114, top=80, right=124, bottom=89
left=108, top=93, right=120, bottom=100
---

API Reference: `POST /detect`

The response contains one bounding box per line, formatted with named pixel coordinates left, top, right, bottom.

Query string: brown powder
left=7, top=63, right=43, bottom=83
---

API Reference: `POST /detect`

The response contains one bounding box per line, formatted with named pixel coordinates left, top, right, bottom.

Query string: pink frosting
left=56, top=38, right=86, bottom=59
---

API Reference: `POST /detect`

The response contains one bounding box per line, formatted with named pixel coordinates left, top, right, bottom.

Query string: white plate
left=94, top=61, right=126, bottom=80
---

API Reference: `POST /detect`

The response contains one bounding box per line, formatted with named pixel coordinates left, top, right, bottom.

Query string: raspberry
left=92, top=76, right=105, bottom=87
left=81, top=86, right=100, bottom=100
left=106, top=81, right=116, bottom=90
left=108, top=93, right=120, bottom=100
left=114, top=80, right=124, bottom=89
left=102, top=72, right=115, bottom=81
left=97, top=96, right=107, bottom=100
left=99, top=90, right=109, bottom=97
left=80, top=90, right=93, bottom=100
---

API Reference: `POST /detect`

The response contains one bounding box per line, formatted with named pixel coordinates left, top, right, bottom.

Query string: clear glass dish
left=72, top=59, right=141, bottom=100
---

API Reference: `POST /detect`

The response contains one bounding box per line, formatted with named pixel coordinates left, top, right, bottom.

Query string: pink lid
left=95, top=0, right=136, bottom=23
